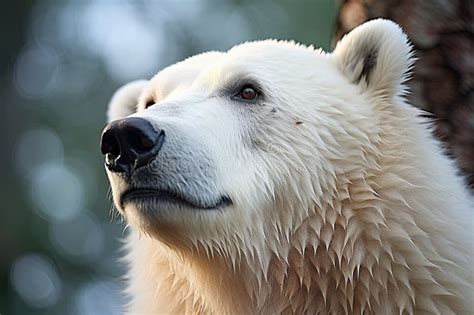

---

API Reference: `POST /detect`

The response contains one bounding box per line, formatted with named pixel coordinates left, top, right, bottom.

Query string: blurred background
left=0, top=1, right=471, bottom=314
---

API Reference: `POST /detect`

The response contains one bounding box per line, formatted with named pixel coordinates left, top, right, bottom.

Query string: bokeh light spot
left=49, top=212, right=105, bottom=263
left=79, top=2, right=162, bottom=82
left=10, top=254, right=61, bottom=309
left=74, top=280, right=122, bottom=315
left=15, top=127, right=64, bottom=178
left=13, top=45, right=59, bottom=99
left=30, top=161, right=85, bottom=222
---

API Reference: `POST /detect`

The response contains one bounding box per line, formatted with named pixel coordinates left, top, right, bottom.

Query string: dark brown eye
left=238, top=86, right=258, bottom=101
left=145, top=100, right=155, bottom=108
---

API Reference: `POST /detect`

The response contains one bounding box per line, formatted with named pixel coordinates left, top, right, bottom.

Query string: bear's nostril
left=101, top=130, right=120, bottom=157
left=125, top=128, right=156, bottom=154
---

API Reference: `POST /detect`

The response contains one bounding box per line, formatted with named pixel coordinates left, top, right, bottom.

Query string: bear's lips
left=120, top=188, right=232, bottom=210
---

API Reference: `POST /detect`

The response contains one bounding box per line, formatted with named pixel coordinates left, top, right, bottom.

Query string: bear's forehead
left=145, top=40, right=326, bottom=101
left=145, top=51, right=222, bottom=98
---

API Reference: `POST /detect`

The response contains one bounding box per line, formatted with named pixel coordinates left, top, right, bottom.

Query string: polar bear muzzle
left=100, top=115, right=232, bottom=213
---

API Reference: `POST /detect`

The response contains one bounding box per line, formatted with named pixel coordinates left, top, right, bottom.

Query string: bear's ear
left=332, top=19, right=414, bottom=99
left=107, top=80, right=148, bottom=122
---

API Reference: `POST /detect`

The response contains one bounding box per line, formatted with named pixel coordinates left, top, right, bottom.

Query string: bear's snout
left=100, top=117, right=165, bottom=174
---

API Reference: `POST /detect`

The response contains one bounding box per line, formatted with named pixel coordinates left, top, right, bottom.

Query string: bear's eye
left=145, top=100, right=155, bottom=108
left=236, top=85, right=259, bottom=101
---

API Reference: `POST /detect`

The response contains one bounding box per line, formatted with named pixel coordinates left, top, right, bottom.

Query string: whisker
left=107, top=186, right=113, bottom=200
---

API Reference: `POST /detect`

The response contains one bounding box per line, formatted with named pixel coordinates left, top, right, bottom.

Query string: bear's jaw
left=125, top=200, right=470, bottom=315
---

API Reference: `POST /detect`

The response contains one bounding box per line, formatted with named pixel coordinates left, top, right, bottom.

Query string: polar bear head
left=101, top=19, right=413, bottom=256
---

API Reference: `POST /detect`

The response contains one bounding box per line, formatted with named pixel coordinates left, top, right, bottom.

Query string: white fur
left=107, top=80, right=148, bottom=122
left=105, top=19, right=474, bottom=314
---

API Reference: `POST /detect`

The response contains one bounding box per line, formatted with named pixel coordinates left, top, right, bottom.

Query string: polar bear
left=100, top=19, right=473, bottom=314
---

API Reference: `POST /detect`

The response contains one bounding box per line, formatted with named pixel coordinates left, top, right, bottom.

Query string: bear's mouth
left=120, top=188, right=232, bottom=210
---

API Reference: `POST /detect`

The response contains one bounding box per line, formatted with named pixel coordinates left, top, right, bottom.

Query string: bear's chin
left=122, top=199, right=221, bottom=222
left=121, top=200, right=230, bottom=247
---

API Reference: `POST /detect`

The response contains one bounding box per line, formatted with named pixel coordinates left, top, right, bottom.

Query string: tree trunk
left=332, top=0, right=474, bottom=188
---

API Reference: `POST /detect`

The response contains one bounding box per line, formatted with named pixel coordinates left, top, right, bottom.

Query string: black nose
left=100, top=117, right=165, bottom=173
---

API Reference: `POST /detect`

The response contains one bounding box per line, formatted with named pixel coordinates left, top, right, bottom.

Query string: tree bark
left=333, top=0, right=474, bottom=188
